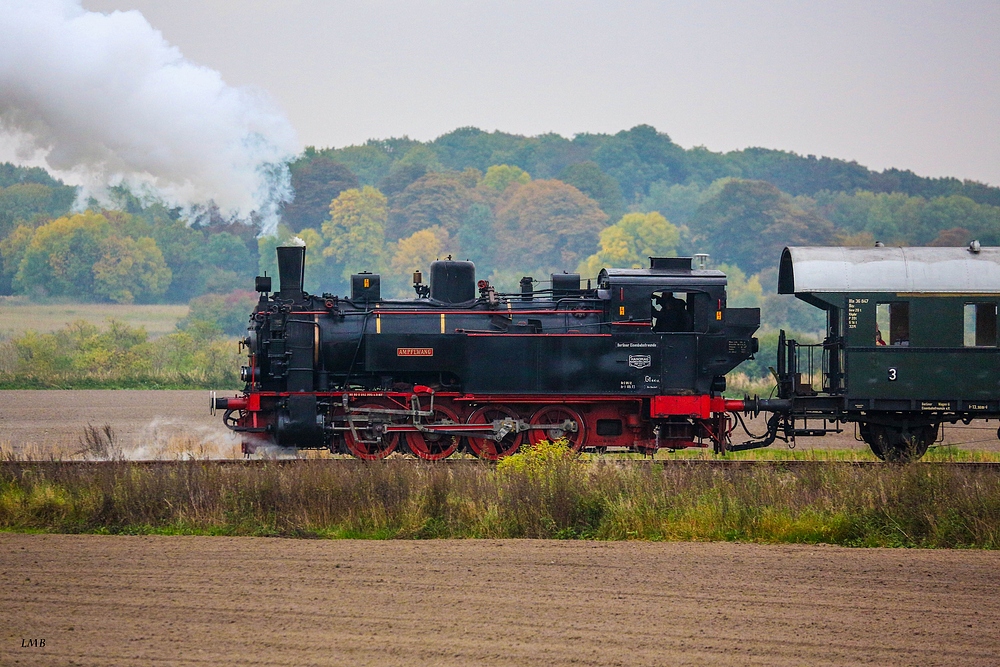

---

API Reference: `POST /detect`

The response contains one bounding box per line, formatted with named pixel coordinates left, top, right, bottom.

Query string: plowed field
left=2, top=535, right=998, bottom=666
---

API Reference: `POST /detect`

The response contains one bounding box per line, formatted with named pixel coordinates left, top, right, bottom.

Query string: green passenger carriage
left=775, top=244, right=1000, bottom=460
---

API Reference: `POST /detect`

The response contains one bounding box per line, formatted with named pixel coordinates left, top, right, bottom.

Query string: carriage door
left=652, top=290, right=697, bottom=390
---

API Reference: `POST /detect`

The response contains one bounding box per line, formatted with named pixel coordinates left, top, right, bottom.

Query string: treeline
left=0, top=175, right=259, bottom=303
left=2, top=125, right=999, bottom=337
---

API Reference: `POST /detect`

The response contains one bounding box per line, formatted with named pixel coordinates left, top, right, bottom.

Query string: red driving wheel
left=466, top=405, right=523, bottom=460
left=343, top=400, right=401, bottom=460
left=528, top=405, right=586, bottom=452
left=405, top=404, right=462, bottom=461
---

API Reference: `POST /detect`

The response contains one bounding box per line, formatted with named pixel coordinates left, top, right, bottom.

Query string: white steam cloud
left=0, top=0, right=299, bottom=232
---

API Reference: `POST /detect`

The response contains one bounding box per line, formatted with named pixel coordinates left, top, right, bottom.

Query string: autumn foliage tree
left=323, top=186, right=390, bottom=282
left=387, top=172, right=475, bottom=241
left=493, top=180, right=608, bottom=273
left=13, top=211, right=171, bottom=303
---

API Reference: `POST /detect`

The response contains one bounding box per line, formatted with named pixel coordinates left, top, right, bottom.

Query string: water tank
left=430, top=260, right=476, bottom=303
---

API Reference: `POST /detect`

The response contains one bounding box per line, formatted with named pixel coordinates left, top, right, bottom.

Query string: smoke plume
left=0, top=0, right=298, bottom=231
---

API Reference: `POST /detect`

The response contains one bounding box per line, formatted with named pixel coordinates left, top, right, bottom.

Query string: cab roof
left=599, top=257, right=727, bottom=287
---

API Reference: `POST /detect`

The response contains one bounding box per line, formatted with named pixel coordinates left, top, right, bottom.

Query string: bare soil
left=1, top=535, right=998, bottom=666
left=0, top=390, right=233, bottom=457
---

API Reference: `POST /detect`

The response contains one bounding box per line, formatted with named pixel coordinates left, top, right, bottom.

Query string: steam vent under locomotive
left=212, top=245, right=764, bottom=459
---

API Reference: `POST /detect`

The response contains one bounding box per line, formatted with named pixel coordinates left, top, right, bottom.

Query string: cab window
left=651, top=291, right=692, bottom=332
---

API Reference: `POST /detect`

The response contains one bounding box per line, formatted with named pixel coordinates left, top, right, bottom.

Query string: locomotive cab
left=598, top=258, right=759, bottom=395
left=599, top=258, right=729, bottom=332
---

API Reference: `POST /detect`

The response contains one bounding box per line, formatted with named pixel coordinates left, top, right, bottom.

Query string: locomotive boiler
left=212, top=245, right=763, bottom=459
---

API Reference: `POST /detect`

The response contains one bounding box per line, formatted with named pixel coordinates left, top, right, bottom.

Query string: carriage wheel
left=861, top=423, right=937, bottom=462
left=528, top=405, right=586, bottom=452
left=466, top=405, right=523, bottom=460
left=343, top=401, right=401, bottom=460
left=405, top=404, right=462, bottom=461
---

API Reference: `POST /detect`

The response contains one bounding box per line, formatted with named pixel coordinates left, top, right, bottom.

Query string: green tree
left=456, top=202, right=497, bottom=277
left=180, top=290, right=259, bottom=336
left=917, top=195, right=982, bottom=245
left=316, top=144, right=392, bottom=186
left=577, top=212, right=679, bottom=278
left=493, top=180, right=608, bottom=273
left=148, top=218, right=208, bottom=301
left=280, top=156, right=359, bottom=231
left=395, top=145, right=443, bottom=171
left=558, top=161, right=624, bottom=223
left=639, top=180, right=707, bottom=226
left=689, top=180, right=836, bottom=274
left=592, top=125, right=688, bottom=200
left=0, top=182, right=75, bottom=236
left=0, top=224, right=35, bottom=294
left=201, top=232, right=254, bottom=277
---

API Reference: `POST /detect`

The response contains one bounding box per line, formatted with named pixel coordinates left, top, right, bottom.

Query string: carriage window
left=876, top=302, right=909, bottom=346
left=964, top=303, right=997, bottom=347
left=651, top=291, right=692, bottom=332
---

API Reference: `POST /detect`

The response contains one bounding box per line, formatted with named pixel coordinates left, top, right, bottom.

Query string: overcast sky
left=58, top=1, right=1000, bottom=186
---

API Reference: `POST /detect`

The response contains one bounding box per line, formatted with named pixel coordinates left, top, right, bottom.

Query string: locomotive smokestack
left=276, top=245, right=306, bottom=297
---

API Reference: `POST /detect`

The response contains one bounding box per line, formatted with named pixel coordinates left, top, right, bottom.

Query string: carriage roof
left=778, top=245, right=1000, bottom=294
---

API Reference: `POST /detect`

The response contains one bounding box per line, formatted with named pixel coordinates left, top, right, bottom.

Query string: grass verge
left=2, top=444, right=999, bottom=547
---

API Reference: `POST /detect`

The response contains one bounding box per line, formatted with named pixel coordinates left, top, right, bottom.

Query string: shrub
left=0, top=318, right=240, bottom=388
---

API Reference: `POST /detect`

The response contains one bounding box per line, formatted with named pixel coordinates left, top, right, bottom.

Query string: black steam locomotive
left=212, top=245, right=762, bottom=459
left=214, top=242, right=1000, bottom=462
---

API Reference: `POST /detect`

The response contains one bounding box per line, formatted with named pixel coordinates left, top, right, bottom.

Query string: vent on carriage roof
left=649, top=257, right=692, bottom=271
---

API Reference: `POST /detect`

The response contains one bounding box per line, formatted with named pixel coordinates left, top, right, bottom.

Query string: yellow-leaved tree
left=322, top=186, right=389, bottom=281
left=388, top=226, right=454, bottom=296
left=481, top=164, right=530, bottom=192
left=576, top=211, right=679, bottom=279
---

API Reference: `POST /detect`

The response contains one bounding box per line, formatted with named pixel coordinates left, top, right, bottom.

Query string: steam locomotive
left=213, top=243, right=1000, bottom=462
left=212, top=245, right=765, bottom=459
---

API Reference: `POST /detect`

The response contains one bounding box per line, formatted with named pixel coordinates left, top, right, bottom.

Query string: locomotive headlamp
left=255, top=275, right=271, bottom=293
